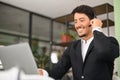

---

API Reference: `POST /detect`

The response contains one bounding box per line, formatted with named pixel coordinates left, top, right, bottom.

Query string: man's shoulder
left=70, top=39, right=81, bottom=47
left=108, top=36, right=119, bottom=45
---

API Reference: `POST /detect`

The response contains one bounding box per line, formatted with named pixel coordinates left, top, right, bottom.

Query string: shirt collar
left=81, top=37, right=94, bottom=44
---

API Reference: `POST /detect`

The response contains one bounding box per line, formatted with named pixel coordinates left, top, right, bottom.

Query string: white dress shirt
left=81, top=37, right=94, bottom=61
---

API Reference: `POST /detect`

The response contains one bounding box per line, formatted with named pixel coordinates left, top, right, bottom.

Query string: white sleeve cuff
left=92, top=27, right=102, bottom=32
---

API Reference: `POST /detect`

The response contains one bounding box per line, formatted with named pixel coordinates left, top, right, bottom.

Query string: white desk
left=21, top=74, right=54, bottom=80
left=0, top=67, right=54, bottom=80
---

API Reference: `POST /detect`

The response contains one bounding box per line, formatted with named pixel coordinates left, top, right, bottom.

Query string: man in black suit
left=42, top=5, right=119, bottom=80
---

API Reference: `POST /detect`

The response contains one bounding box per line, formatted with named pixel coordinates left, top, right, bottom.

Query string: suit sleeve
left=47, top=45, right=71, bottom=79
left=93, top=30, right=119, bottom=61
left=108, top=37, right=119, bottom=58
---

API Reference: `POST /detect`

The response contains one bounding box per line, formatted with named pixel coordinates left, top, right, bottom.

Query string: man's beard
left=79, top=34, right=86, bottom=37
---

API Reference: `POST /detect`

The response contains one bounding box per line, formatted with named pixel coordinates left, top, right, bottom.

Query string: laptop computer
left=0, top=42, right=38, bottom=74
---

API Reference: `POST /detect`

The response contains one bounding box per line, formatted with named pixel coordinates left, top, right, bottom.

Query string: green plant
left=31, top=40, right=50, bottom=69
left=33, top=46, right=49, bottom=69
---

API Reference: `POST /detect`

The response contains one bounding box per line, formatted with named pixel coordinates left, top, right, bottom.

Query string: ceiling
left=0, top=0, right=114, bottom=42
left=0, top=0, right=113, bottom=18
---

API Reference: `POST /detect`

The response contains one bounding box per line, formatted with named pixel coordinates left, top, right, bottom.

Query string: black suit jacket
left=48, top=31, right=119, bottom=80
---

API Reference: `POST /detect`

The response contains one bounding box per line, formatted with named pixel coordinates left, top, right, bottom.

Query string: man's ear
left=89, top=19, right=94, bottom=27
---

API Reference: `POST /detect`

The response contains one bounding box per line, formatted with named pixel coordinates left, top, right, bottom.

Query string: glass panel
left=0, top=3, right=29, bottom=44
left=53, top=21, right=66, bottom=43
left=32, top=14, right=51, bottom=41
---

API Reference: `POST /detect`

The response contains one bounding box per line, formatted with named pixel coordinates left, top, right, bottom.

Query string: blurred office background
left=0, top=0, right=120, bottom=79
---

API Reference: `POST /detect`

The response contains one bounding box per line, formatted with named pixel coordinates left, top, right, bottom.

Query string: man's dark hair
left=71, top=5, right=96, bottom=19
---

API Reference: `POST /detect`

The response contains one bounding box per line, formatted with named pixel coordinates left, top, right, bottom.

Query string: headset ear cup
left=89, top=25, right=91, bottom=27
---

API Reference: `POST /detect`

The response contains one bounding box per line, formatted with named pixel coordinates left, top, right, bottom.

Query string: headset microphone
left=89, top=24, right=91, bottom=27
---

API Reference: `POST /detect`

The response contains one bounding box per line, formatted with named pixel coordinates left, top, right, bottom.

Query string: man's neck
left=82, top=34, right=93, bottom=41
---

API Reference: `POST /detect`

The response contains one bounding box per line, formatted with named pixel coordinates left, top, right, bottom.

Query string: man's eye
left=80, top=20, right=84, bottom=22
left=79, top=19, right=84, bottom=22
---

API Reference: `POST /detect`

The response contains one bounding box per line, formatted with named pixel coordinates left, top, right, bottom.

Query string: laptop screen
left=0, top=43, right=38, bottom=74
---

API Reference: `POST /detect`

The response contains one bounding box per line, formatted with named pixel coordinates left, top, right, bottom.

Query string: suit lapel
left=76, top=40, right=84, bottom=63
left=73, top=39, right=94, bottom=66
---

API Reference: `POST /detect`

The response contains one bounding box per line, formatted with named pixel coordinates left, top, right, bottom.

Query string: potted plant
left=61, top=32, right=72, bottom=43
left=61, top=32, right=76, bottom=43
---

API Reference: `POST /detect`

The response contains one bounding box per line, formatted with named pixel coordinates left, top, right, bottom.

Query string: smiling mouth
left=76, top=26, right=85, bottom=30
left=75, top=27, right=86, bottom=32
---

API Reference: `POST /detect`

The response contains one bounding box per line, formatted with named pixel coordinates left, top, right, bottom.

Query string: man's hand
left=90, top=18, right=103, bottom=28
left=38, top=69, right=44, bottom=75
left=38, top=69, right=48, bottom=76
